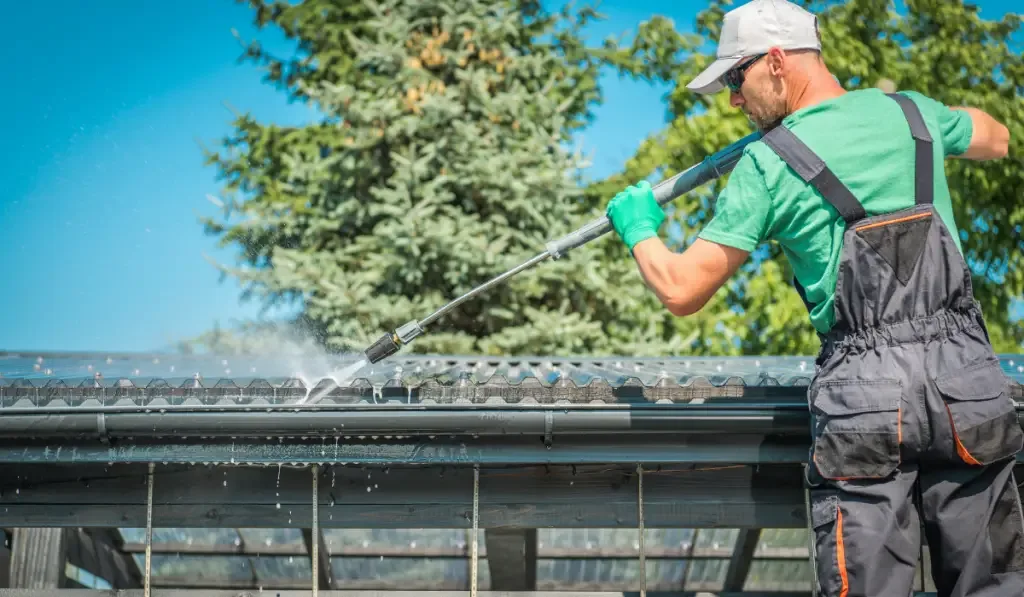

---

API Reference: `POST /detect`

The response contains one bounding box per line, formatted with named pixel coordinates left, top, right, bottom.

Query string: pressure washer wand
left=363, top=131, right=762, bottom=364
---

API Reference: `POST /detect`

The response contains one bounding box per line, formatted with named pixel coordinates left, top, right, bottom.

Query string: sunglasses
left=723, top=53, right=767, bottom=93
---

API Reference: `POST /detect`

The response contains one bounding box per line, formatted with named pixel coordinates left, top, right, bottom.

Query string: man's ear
left=767, top=47, right=787, bottom=76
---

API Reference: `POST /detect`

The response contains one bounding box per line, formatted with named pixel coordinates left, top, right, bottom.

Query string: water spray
left=363, top=132, right=762, bottom=364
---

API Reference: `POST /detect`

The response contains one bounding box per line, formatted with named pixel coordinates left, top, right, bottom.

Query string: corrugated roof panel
left=133, top=554, right=254, bottom=586
left=744, top=559, right=812, bottom=591
left=3, top=352, right=1020, bottom=408
left=237, top=528, right=306, bottom=551
left=119, top=527, right=241, bottom=548
left=331, top=557, right=486, bottom=589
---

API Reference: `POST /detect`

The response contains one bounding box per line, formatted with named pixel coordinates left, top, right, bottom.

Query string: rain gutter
left=0, top=403, right=814, bottom=439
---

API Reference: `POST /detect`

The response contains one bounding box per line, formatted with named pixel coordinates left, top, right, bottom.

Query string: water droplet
left=275, top=503, right=281, bottom=509
left=366, top=486, right=371, bottom=492
left=223, top=480, right=227, bottom=486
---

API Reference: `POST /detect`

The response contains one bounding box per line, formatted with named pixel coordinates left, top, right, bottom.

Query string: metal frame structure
left=0, top=351, right=1021, bottom=596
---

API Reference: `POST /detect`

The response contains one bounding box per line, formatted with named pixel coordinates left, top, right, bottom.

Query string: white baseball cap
left=687, top=0, right=822, bottom=95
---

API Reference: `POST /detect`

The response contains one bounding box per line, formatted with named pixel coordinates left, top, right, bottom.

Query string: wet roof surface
left=1, top=351, right=1021, bottom=407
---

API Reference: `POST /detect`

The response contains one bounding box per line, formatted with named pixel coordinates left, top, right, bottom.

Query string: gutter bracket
left=543, top=411, right=553, bottom=448
left=96, top=413, right=109, bottom=445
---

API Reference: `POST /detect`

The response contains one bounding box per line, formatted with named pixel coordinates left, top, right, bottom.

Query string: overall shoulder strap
left=886, top=93, right=934, bottom=206
left=761, top=125, right=866, bottom=224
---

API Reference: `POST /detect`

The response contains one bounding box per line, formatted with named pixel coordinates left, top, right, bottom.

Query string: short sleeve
left=697, top=150, right=773, bottom=252
left=899, top=91, right=974, bottom=157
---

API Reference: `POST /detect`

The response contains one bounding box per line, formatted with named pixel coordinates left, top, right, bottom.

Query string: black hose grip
left=364, top=332, right=401, bottom=364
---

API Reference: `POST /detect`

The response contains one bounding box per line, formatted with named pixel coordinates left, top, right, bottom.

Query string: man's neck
left=788, top=68, right=846, bottom=113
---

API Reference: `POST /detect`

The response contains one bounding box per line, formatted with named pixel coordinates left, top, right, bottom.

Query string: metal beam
left=0, top=462, right=807, bottom=529
left=0, top=537, right=9, bottom=588
left=0, top=434, right=810, bottom=465
left=116, top=541, right=810, bottom=560
left=0, top=589, right=950, bottom=597
left=65, top=529, right=141, bottom=589
left=722, top=529, right=761, bottom=591
left=484, top=529, right=537, bottom=590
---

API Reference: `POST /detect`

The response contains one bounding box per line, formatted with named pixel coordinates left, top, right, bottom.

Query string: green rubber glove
left=605, top=180, right=665, bottom=253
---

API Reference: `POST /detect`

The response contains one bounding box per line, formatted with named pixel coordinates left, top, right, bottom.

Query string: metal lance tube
left=363, top=132, right=762, bottom=364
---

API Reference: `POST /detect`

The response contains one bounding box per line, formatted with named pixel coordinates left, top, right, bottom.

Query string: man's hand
left=605, top=181, right=665, bottom=253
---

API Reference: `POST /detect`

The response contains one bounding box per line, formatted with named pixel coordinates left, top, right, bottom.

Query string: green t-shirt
left=698, top=88, right=974, bottom=334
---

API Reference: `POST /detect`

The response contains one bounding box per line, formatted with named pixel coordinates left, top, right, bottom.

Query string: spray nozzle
left=363, top=320, right=424, bottom=364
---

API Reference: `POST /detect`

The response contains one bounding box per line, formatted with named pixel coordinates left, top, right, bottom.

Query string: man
left=605, top=0, right=1023, bottom=595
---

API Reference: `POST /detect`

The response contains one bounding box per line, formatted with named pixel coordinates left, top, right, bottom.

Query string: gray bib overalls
left=762, top=93, right=1024, bottom=596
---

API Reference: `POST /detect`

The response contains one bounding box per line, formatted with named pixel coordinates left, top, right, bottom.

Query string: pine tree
left=202, top=0, right=691, bottom=356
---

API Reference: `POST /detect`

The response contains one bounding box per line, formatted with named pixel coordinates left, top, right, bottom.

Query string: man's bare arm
left=954, top=107, right=1010, bottom=160
left=631, top=237, right=749, bottom=317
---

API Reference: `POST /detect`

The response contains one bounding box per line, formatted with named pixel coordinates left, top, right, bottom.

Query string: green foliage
left=202, top=0, right=693, bottom=356
left=203, top=0, right=1023, bottom=358
left=587, top=0, right=1024, bottom=354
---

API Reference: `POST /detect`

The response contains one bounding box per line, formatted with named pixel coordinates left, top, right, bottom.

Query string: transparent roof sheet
left=113, top=526, right=826, bottom=590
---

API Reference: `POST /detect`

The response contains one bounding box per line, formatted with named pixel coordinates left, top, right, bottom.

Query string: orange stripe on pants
left=837, top=507, right=849, bottom=597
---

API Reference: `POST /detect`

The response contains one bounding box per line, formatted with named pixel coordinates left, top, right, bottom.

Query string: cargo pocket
left=810, top=492, right=849, bottom=596
left=809, top=379, right=902, bottom=480
left=935, top=358, right=1023, bottom=466
left=989, top=474, right=1024, bottom=574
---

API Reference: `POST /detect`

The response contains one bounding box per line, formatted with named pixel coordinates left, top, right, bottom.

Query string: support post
left=313, top=464, right=319, bottom=597
left=144, top=462, right=154, bottom=597
left=471, top=465, right=479, bottom=597
left=637, top=463, right=645, bottom=597
left=804, top=463, right=818, bottom=597
left=302, top=464, right=334, bottom=593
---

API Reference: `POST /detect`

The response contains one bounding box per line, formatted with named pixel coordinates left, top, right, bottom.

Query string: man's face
left=725, top=52, right=789, bottom=132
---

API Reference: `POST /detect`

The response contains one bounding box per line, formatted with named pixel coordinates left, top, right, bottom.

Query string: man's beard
left=746, top=110, right=784, bottom=132
left=744, top=98, right=787, bottom=132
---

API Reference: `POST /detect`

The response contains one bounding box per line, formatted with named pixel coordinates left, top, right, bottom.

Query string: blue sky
left=0, top=0, right=1018, bottom=353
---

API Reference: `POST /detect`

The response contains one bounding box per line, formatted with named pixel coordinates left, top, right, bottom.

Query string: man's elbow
left=993, top=122, right=1010, bottom=158
left=961, top=108, right=1011, bottom=160
left=662, top=290, right=703, bottom=317
left=667, top=303, right=698, bottom=317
